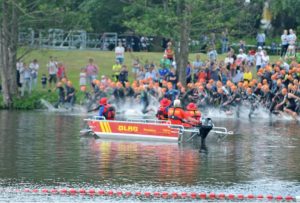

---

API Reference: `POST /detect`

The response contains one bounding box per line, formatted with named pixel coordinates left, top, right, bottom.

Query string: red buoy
left=144, top=192, right=151, bottom=197
left=107, top=190, right=114, bottom=196
left=276, top=195, right=283, bottom=200
left=257, top=194, right=264, bottom=199
left=89, top=189, right=95, bottom=194
left=135, top=192, right=141, bottom=196
left=60, top=189, right=67, bottom=194
left=181, top=192, right=187, bottom=198
left=153, top=192, right=160, bottom=198
left=125, top=191, right=132, bottom=197
left=209, top=192, right=216, bottom=199
left=51, top=189, right=58, bottom=194
left=24, top=189, right=30, bottom=193
left=32, top=189, right=39, bottom=193
left=190, top=192, right=197, bottom=199
left=247, top=194, right=254, bottom=199
left=98, top=190, right=105, bottom=195
left=69, top=188, right=77, bottom=194
left=237, top=194, right=244, bottom=199
left=116, top=191, right=123, bottom=197
left=199, top=192, right=206, bottom=199
left=171, top=192, right=178, bottom=198
left=285, top=196, right=293, bottom=201
left=162, top=192, right=168, bottom=198
left=41, top=189, right=48, bottom=193
left=218, top=193, right=225, bottom=199
left=227, top=194, right=235, bottom=199
left=79, top=189, right=86, bottom=194
left=267, top=194, right=273, bottom=200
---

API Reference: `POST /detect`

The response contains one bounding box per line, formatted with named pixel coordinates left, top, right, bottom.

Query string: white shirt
left=224, top=57, right=234, bottom=65
left=29, top=62, right=39, bottom=73
left=281, top=34, right=289, bottom=45
left=47, top=61, right=57, bottom=75
left=237, top=53, right=247, bottom=61
left=16, top=62, right=24, bottom=71
left=115, top=46, right=125, bottom=58
left=288, top=33, right=297, bottom=45
left=255, top=51, right=264, bottom=66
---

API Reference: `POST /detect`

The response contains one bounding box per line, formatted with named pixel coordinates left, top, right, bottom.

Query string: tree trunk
left=0, top=0, right=18, bottom=108
left=177, top=0, right=191, bottom=87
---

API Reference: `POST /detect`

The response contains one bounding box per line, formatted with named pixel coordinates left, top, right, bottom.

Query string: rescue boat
left=82, top=116, right=232, bottom=144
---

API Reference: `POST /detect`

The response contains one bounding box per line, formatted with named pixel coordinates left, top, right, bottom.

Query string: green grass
left=21, top=49, right=205, bottom=89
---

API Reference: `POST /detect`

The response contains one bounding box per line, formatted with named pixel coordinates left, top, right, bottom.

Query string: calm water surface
left=0, top=110, right=300, bottom=202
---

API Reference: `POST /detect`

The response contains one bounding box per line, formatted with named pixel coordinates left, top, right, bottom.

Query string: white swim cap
left=173, top=99, right=181, bottom=107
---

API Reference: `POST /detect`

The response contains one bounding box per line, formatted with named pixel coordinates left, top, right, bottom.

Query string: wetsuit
left=54, top=87, right=65, bottom=108
left=66, top=86, right=76, bottom=106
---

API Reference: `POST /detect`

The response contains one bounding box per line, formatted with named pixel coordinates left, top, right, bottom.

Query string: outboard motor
left=198, top=118, right=213, bottom=152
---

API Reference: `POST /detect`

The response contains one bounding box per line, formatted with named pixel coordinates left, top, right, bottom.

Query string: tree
left=123, top=0, right=263, bottom=86
left=0, top=0, right=18, bottom=108
left=0, top=0, right=91, bottom=108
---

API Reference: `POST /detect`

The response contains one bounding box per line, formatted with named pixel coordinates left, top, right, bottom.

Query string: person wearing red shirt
left=156, top=98, right=171, bottom=120
left=185, top=103, right=201, bottom=127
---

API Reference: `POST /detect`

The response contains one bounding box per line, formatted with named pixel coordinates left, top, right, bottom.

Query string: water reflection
left=85, top=139, right=200, bottom=184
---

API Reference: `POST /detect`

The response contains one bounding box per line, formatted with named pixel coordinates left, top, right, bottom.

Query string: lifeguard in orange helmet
left=168, top=99, right=198, bottom=127
left=156, top=98, right=171, bottom=120
left=98, top=97, right=115, bottom=120
left=185, top=103, right=202, bottom=126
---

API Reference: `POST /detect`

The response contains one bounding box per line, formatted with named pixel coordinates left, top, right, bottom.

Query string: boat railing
left=89, top=116, right=106, bottom=120
left=211, top=125, right=234, bottom=135
left=127, top=118, right=170, bottom=124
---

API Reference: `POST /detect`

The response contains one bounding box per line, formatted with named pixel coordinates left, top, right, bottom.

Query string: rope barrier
left=13, top=188, right=298, bottom=201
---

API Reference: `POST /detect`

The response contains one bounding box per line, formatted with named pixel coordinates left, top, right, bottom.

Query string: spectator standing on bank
left=20, top=63, right=32, bottom=96
left=255, top=46, right=264, bottom=71
left=256, top=31, right=266, bottom=48
left=192, top=54, right=203, bottom=82
left=85, top=58, right=99, bottom=87
left=79, top=68, right=87, bottom=89
left=281, top=29, right=289, bottom=57
left=115, top=42, right=125, bottom=64
left=221, top=30, right=229, bottom=54
left=41, top=74, right=47, bottom=89
left=288, top=29, right=297, bottom=55
left=47, top=56, right=58, bottom=89
left=29, top=59, right=39, bottom=89
left=164, top=41, right=174, bottom=62
left=207, top=47, right=218, bottom=63
left=16, top=60, right=24, bottom=88
left=57, top=62, right=66, bottom=81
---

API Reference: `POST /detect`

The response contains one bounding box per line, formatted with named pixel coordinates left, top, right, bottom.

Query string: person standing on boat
left=185, top=103, right=202, bottom=127
left=156, top=98, right=171, bottom=120
left=168, top=99, right=197, bottom=126
left=98, top=97, right=115, bottom=120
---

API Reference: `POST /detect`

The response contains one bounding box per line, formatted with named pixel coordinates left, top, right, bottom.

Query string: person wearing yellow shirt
left=243, top=67, right=252, bottom=82
left=112, top=60, right=122, bottom=82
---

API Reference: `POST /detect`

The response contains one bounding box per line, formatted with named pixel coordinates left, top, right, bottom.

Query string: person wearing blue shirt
left=158, top=66, right=170, bottom=82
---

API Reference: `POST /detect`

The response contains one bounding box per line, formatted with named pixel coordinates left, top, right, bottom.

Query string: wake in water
left=203, top=105, right=299, bottom=121
left=40, top=99, right=87, bottom=113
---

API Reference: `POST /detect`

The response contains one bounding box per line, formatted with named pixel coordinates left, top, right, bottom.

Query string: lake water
left=0, top=110, right=300, bottom=202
